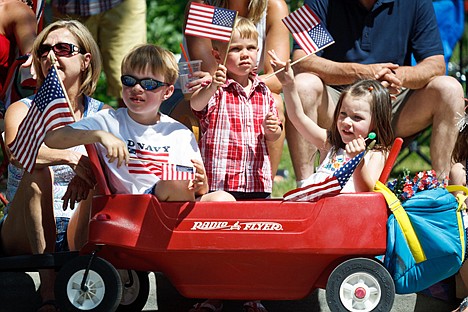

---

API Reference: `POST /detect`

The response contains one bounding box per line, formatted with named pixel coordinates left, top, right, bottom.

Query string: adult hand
left=372, top=63, right=402, bottom=95
left=20, top=54, right=37, bottom=80
left=185, top=70, right=212, bottom=93
left=62, top=175, right=93, bottom=210
left=68, top=153, right=96, bottom=187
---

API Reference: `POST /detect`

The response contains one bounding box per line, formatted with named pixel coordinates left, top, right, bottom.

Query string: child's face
left=121, top=67, right=173, bottom=124
left=223, top=32, right=258, bottom=77
left=337, top=95, right=372, bottom=144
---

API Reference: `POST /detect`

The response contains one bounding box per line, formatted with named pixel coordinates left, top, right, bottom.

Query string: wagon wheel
left=55, top=255, right=122, bottom=312
left=117, top=270, right=150, bottom=312
left=326, top=258, right=395, bottom=312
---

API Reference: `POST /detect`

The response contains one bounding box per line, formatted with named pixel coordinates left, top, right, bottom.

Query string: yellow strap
left=374, top=181, right=427, bottom=263
left=446, top=185, right=468, bottom=262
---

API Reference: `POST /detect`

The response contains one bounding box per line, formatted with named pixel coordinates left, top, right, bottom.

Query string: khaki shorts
left=326, top=86, right=413, bottom=129
left=54, top=0, right=147, bottom=98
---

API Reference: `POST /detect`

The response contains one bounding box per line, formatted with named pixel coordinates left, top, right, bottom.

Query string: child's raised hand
left=268, top=49, right=294, bottom=86
left=97, top=131, right=129, bottom=168
left=345, top=135, right=367, bottom=158
left=212, top=64, right=227, bottom=87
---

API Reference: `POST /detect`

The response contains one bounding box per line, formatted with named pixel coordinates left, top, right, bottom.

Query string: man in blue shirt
left=287, top=0, right=464, bottom=185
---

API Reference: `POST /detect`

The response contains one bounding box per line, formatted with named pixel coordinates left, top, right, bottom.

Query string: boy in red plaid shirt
left=191, top=16, right=282, bottom=200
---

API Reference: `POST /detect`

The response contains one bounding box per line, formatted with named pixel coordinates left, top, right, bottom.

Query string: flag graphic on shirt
left=283, top=150, right=365, bottom=202
left=185, top=2, right=236, bottom=42
left=128, top=151, right=195, bottom=180
left=8, top=66, right=74, bottom=173
left=282, top=4, right=334, bottom=55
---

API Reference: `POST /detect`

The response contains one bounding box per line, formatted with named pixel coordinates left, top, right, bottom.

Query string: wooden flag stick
left=222, top=11, right=238, bottom=66
left=49, top=54, right=76, bottom=122
left=263, top=41, right=335, bottom=80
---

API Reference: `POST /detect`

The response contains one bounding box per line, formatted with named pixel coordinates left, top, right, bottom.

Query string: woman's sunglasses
left=38, top=42, right=83, bottom=58
left=121, top=75, right=169, bottom=91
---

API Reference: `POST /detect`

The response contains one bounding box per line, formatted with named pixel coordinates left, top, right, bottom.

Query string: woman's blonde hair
left=32, top=20, right=102, bottom=97
left=121, top=44, right=179, bottom=85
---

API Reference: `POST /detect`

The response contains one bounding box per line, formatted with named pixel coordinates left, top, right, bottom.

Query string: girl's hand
left=188, top=158, right=208, bottom=195
left=345, top=136, right=366, bottom=158
left=263, top=112, right=281, bottom=134
left=211, top=64, right=227, bottom=87
left=268, top=49, right=294, bottom=86
left=185, top=70, right=212, bottom=93
left=98, top=131, right=129, bottom=167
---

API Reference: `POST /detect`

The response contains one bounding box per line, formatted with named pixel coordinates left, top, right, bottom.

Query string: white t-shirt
left=70, top=108, right=201, bottom=194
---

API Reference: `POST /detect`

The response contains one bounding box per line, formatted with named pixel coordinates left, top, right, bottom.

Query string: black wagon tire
left=326, top=258, right=395, bottom=312
left=117, top=270, right=150, bottom=312
left=55, top=255, right=123, bottom=312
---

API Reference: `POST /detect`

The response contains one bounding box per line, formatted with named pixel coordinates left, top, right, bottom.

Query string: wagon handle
left=379, top=137, right=403, bottom=183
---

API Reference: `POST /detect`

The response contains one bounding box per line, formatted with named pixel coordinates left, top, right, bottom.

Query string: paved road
left=0, top=271, right=458, bottom=311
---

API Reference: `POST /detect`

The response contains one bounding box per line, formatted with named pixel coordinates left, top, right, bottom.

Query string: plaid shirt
left=193, top=76, right=279, bottom=193
left=52, top=0, right=122, bottom=16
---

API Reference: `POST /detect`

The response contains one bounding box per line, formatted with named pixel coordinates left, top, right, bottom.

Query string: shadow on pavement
left=0, top=272, right=41, bottom=312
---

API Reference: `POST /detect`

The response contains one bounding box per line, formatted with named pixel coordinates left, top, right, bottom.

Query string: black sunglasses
left=121, top=75, right=169, bottom=91
left=38, top=42, right=83, bottom=58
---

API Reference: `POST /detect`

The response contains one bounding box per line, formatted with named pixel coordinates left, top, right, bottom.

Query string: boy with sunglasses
left=44, top=44, right=232, bottom=202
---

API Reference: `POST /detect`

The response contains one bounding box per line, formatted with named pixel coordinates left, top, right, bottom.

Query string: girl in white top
left=270, top=50, right=394, bottom=192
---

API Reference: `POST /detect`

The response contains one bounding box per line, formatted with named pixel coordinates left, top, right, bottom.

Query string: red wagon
left=54, top=139, right=403, bottom=312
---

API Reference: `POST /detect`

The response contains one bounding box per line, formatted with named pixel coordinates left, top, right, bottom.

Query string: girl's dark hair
left=452, top=125, right=468, bottom=163
left=328, top=79, right=394, bottom=152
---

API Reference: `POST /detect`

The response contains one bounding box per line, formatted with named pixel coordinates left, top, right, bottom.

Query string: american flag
left=8, top=66, right=74, bottom=173
left=129, top=160, right=195, bottom=181
left=283, top=150, right=365, bottom=202
left=185, top=2, right=236, bottom=42
left=282, top=5, right=334, bottom=55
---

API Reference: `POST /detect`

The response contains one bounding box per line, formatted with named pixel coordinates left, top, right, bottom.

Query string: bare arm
left=352, top=150, right=387, bottom=192
left=292, top=49, right=445, bottom=91
left=269, top=50, right=328, bottom=149
left=7, top=1, right=36, bottom=55
left=44, top=126, right=129, bottom=168
left=257, top=0, right=290, bottom=95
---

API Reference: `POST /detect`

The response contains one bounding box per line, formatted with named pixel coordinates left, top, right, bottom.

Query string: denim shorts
left=55, top=217, right=69, bottom=252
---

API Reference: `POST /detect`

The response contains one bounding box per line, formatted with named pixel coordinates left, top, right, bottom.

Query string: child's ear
left=162, top=85, right=174, bottom=100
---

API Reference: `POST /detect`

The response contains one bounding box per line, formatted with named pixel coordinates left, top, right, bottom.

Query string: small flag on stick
left=283, top=150, right=365, bottom=202
left=128, top=160, right=195, bottom=181
left=8, top=65, right=74, bottom=173
left=282, top=5, right=334, bottom=55
left=185, top=2, right=236, bottom=42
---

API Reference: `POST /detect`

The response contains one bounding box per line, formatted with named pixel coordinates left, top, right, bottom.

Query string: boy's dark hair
left=121, top=44, right=179, bottom=85
left=328, top=79, right=394, bottom=151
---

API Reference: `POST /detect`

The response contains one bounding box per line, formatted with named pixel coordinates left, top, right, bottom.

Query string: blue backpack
left=375, top=182, right=466, bottom=294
